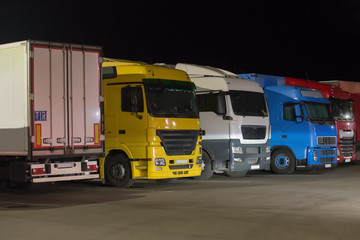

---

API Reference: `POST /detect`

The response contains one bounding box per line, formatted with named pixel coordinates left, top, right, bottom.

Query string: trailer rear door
left=31, top=42, right=102, bottom=156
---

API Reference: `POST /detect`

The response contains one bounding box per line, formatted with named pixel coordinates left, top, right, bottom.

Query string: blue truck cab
left=240, top=74, right=337, bottom=173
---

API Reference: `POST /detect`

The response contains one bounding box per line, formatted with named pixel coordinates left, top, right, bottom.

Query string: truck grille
left=156, top=130, right=199, bottom=156
left=319, top=150, right=336, bottom=156
left=340, top=138, right=354, bottom=158
left=169, top=164, right=193, bottom=170
left=241, top=126, right=266, bottom=140
left=317, top=136, right=336, bottom=146
left=320, top=157, right=335, bottom=163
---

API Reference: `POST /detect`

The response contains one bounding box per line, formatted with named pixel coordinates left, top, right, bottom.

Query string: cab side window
left=196, top=93, right=218, bottom=113
left=121, top=86, right=144, bottom=112
left=283, top=103, right=296, bottom=121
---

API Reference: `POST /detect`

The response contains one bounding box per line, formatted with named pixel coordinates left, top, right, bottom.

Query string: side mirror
left=294, top=104, right=303, bottom=122
left=216, top=93, right=226, bottom=115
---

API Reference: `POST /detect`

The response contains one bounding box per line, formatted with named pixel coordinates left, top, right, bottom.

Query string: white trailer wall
left=0, top=41, right=29, bottom=154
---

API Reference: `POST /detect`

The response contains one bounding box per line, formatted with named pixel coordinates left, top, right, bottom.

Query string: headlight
left=266, top=146, right=270, bottom=153
left=232, top=146, right=243, bottom=154
left=154, top=158, right=166, bottom=166
left=313, top=150, right=318, bottom=162
left=196, top=156, right=202, bottom=164
left=234, top=158, right=243, bottom=162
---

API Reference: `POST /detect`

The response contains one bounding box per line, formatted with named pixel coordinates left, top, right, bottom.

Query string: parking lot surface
left=0, top=164, right=360, bottom=240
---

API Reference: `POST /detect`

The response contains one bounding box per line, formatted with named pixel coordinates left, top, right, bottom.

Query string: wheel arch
left=104, top=150, right=130, bottom=182
left=201, top=147, right=214, bottom=170
left=271, top=145, right=297, bottom=160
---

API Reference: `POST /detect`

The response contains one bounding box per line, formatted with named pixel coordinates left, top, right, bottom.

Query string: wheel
left=224, top=170, right=248, bottom=178
left=156, top=178, right=177, bottom=184
left=270, top=149, right=295, bottom=174
left=105, top=154, right=135, bottom=188
left=194, top=152, right=214, bottom=180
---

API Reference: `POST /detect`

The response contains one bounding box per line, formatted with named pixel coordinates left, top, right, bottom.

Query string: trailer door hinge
left=99, top=96, right=104, bottom=102
left=30, top=93, right=34, bottom=100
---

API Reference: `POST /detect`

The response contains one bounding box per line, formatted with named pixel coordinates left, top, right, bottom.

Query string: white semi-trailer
left=0, top=40, right=104, bottom=187
left=157, top=63, right=271, bottom=179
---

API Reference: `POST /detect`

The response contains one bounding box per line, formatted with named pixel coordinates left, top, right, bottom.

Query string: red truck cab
left=286, top=77, right=356, bottom=163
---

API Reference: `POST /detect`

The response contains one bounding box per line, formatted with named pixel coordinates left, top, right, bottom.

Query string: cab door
left=105, top=79, right=148, bottom=159
left=281, top=102, right=308, bottom=159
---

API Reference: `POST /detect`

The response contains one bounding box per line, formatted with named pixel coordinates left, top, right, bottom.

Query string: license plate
left=345, top=159, right=351, bottom=163
left=176, top=159, right=187, bottom=164
left=251, top=165, right=260, bottom=170
left=325, top=164, right=331, bottom=168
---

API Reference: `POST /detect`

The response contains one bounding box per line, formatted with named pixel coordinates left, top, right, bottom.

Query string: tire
left=156, top=178, right=177, bottom=184
left=105, top=154, right=135, bottom=188
left=194, top=152, right=214, bottom=180
left=270, top=149, right=295, bottom=174
left=225, top=170, right=248, bottom=178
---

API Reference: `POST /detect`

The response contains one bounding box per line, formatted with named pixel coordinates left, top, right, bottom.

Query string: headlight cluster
left=196, top=156, right=202, bottom=164
left=266, top=146, right=270, bottom=153
left=154, top=158, right=166, bottom=166
left=232, top=146, right=243, bottom=154
left=313, top=150, right=318, bottom=162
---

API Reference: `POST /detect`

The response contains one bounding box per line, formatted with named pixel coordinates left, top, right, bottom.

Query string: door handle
left=281, top=135, right=287, bottom=138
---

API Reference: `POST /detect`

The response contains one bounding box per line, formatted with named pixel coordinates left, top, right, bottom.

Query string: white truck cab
left=170, top=63, right=271, bottom=179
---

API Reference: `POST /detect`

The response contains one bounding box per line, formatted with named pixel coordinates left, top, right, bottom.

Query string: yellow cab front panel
left=102, top=60, right=202, bottom=180
left=135, top=117, right=202, bottom=179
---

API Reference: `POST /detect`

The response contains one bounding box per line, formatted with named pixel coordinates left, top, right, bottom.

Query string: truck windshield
left=330, top=98, right=354, bottom=121
left=144, top=79, right=199, bottom=118
left=304, top=102, right=333, bottom=124
left=229, top=90, right=268, bottom=117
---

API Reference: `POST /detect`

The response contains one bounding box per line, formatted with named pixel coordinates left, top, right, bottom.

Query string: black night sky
left=1, top=0, right=360, bottom=81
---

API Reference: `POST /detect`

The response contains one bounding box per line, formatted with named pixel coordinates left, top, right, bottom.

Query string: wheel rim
left=275, top=154, right=290, bottom=169
left=110, top=163, right=126, bottom=180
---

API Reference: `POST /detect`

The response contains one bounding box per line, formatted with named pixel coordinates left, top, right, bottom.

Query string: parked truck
left=0, top=40, right=104, bottom=187
left=240, top=73, right=337, bottom=173
left=100, top=59, right=202, bottom=187
left=319, top=80, right=360, bottom=161
left=285, top=77, right=356, bottom=163
left=156, top=64, right=271, bottom=179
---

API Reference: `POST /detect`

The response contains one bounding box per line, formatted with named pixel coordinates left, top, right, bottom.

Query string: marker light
left=32, top=168, right=46, bottom=175
left=87, top=165, right=98, bottom=171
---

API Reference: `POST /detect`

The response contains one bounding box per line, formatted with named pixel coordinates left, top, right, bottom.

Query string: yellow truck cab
left=100, top=59, right=202, bottom=187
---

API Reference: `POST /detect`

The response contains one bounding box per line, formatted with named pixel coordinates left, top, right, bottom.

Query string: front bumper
left=229, top=140, right=271, bottom=172
left=296, top=161, right=337, bottom=171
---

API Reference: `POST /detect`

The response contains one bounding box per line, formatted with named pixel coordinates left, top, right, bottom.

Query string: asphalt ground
left=0, top=163, right=359, bottom=240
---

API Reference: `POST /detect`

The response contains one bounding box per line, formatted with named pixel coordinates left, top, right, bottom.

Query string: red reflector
left=87, top=165, right=97, bottom=171
left=32, top=168, right=46, bottom=175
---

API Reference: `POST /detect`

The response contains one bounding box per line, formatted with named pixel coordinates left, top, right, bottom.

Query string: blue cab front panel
left=240, top=75, right=338, bottom=169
